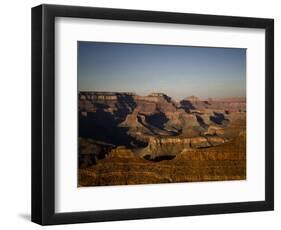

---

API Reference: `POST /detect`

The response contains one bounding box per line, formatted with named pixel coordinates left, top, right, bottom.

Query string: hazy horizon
left=78, top=41, right=246, bottom=100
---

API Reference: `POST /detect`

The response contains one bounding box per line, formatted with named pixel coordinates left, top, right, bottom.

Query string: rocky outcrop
left=204, top=125, right=224, bottom=136
left=190, top=137, right=211, bottom=148
left=79, top=92, right=137, bottom=118
left=185, top=96, right=200, bottom=102
left=79, top=138, right=115, bottom=167
left=118, top=109, right=142, bottom=128
left=180, top=96, right=246, bottom=112
left=108, top=146, right=138, bottom=159
left=139, top=137, right=190, bottom=160
left=79, top=134, right=246, bottom=186
left=79, top=91, right=177, bottom=115
left=79, top=146, right=174, bottom=186
left=139, top=136, right=227, bottom=160
left=206, top=136, right=226, bottom=146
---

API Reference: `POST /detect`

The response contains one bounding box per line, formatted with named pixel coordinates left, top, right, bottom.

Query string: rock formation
left=78, top=91, right=246, bottom=186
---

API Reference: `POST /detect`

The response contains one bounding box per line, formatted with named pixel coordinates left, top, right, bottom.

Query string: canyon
left=78, top=91, right=246, bottom=186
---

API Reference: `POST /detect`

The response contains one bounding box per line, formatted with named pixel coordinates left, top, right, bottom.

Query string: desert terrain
left=78, top=92, right=246, bottom=186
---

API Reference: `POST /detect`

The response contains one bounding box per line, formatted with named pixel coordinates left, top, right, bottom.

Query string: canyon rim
left=78, top=42, right=246, bottom=186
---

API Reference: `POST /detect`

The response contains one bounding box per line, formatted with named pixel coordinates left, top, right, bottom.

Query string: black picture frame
left=31, top=4, right=274, bottom=225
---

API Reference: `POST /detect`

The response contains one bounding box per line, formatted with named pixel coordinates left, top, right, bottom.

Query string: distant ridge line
left=79, top=91, right=246, bottom=101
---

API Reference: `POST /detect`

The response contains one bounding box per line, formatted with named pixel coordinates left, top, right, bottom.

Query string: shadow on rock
left=210, top=112, right=229, bottom=125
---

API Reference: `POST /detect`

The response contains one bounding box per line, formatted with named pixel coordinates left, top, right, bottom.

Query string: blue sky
left=78, top=41, right=246, bottom=100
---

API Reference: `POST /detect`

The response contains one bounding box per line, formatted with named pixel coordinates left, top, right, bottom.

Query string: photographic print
left=78, top=41, right=246, bottom=187
left=32, top=5, right=274, bottom=224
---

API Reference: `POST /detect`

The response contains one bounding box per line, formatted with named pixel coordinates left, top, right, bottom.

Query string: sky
left=78, top=41, right=246, bottom=100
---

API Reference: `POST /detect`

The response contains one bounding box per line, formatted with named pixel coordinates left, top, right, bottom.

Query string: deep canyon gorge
left=78, top=92, right=246, bottom=186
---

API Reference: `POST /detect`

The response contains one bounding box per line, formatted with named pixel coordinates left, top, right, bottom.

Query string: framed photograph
left=31, top=4, right=274, bottom=225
